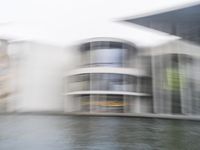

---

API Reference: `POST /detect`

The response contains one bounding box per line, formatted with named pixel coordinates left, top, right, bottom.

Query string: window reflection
left=139, top=77, right=152, bottom=93
left=91, top=74, right=124, bottom=91
left=80, top=41, right=136, bottom=67
left=68, top=74, right=90, bottom=92
left=90, top=49, right=123, bottom=67
left=71, top=94, right=152, bottom=113
left=91, top=95, right=125, bottom=113
left=68, top=73, right=152, bottom=94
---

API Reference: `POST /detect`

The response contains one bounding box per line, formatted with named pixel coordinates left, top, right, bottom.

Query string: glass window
left=91, top=94, right=124, bottom=113
left=109, top=74, right=124, bottom=91
left=68, top=74, right=90, bottom=91
left=80, top=41, right=136, bottom=67
left=90, top=73, right=124, bottom=91
left=139, top=77, right=152, bottom=93
left=124, top=75, right=137, bottom=92
left=80, top=95, right=90, bottom=112
left=90, top=49, right=123, bottom=67
left=68, top=73, right=143, bottom=93
left=106, top=95, right=124, bottom=113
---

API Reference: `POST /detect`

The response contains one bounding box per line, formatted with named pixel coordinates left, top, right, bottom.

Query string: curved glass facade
left=67, top=73, right=152, bottom=94
left=65, top=39, right=153, bottom=113
left=68, top=94, right=152, bottom=113
left=80, top=41, right=136, bottom=67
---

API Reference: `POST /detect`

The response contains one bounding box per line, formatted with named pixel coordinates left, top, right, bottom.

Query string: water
left=0, top=115, right=199, bottom=150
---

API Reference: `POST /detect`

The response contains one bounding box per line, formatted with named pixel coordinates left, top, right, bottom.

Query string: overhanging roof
left=127, top=3, right=200, bottom=44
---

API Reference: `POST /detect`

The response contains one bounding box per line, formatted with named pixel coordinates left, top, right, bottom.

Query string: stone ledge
left=0, top=112, right=200, bottom=121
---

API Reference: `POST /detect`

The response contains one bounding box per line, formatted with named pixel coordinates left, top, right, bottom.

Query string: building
left=0, top=3, right=200, bottom=116
left=127, top=3, right=200, bottom=45
left=62, top=3, right=200, bottom=115
left=63, top=3, right=200, bottom=115
left=128, top=3, right=200, bottom=115
left=64, top=38, right=153, bottom=113
left=144, top=40, right=200, bottom=115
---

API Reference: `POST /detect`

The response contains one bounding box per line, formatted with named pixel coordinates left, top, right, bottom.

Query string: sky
left=0, top=0, right=199, bottom=47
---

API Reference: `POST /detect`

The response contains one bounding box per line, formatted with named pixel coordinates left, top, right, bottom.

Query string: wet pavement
left=0, top=115, right=200, bottom=150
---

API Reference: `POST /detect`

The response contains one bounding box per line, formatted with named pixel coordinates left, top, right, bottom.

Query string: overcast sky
left=0, top=0, right=199, bottom=47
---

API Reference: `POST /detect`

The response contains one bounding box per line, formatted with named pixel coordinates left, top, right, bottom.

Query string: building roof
left=127, top=3, right=200, bottom=44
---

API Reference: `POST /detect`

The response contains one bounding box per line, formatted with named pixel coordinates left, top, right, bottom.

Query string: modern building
left=64, top=36, right=200, bottom=115
left=143, top=40, right=200, bottom=115
left=64, top=38, right=153, bottom=113
left=63, top=3, right=200, bottom=115
left=0, top=2, right=200, bottom=116
left=128, top=3, right=200, bottom=115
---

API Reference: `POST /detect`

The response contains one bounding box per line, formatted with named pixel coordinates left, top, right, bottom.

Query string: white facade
left=7, top=41, right=73, bottom=112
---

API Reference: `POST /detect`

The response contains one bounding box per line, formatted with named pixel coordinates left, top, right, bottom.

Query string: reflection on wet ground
left=0, top=115, right=199, bottom=150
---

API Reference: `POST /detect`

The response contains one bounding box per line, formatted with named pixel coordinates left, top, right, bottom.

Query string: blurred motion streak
left=0, top=1, right=200, bottom=117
